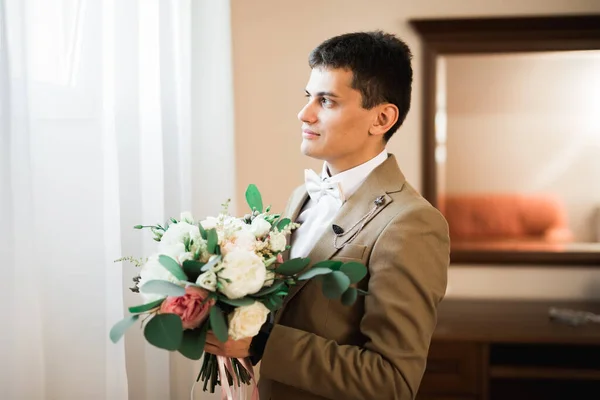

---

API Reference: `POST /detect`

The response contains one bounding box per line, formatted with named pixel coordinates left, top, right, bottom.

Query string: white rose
left=250, top=216, right=271, bottom=238
left=228, top=301, right=270, bottom=340
left=196, top=270, right=217, bottom=291
left=221, top=228, right=257, bottom=255
left=218, top=249, right=267, bottom=299
left=159, top=221, right=201, bottom=248
left=268, top=231, right=287, bottom=253
left=138, top=255, right=182, bottom=302
left=180, top=211, right=195, bottom=224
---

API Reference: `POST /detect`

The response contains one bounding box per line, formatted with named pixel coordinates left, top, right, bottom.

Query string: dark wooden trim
left=410, top=14, right=600, bottom=266
left=451, top=249, right=600, bottom=266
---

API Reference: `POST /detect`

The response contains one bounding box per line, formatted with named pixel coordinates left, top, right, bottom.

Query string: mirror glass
left=434, top=50, right=600, bottom=254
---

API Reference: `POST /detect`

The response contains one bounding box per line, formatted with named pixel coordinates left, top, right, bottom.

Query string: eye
left=320, top=97, right=333, bottom=107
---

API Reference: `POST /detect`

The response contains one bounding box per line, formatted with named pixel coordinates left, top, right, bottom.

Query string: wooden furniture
left=417, top=299, right=600, bottom=400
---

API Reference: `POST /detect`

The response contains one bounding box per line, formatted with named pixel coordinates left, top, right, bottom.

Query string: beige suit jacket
left=258, top=154, right=450, bottom=400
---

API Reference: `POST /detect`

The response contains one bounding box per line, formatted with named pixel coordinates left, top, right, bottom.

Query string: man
left=205, top=31, right=450, bottom=400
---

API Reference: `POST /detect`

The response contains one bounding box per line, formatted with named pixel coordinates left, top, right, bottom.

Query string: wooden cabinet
left=417, top=300, right=600, bottom=400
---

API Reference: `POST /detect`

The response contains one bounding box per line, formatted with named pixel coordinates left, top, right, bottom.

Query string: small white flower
left=268, top=231, right=287, bottom=253
left=228, top=301, right=270, bottom=340
left=160, top=222, right=201, bottom=248
left=180, top=212, right=195, bottom=224
left=137, top=255, right=182, bottom=302
left=264, top=269, right=275, bottom=287
left=196, top=270, right=217, bottom=291
left=218, top=249, right=267, bottom=299
left=250, top=216, right=271, bottom=238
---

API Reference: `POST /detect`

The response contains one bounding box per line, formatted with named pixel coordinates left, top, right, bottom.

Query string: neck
left=327, top=148, right=385, bottom=176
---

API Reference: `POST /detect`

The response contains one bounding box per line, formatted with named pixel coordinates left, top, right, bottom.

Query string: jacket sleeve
left=259, top=205, right=450, bottom=400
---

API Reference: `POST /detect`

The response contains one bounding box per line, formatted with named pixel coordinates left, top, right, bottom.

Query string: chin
left=300, top=141, right=323, bottom=160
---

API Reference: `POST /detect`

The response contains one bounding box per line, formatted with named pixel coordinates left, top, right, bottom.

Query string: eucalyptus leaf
left=276, top=218, right=291, bottom=231
left=275, top=257, right=310, bottom=276
left=178, top=324, right=208, bottom=360
left=158, top=255, right=188, bottom=281
left=340, top=262, right=368, bottom=283
left=141, top=280, right=186, bottom=297
left=251, top=280, right=285, bottom=297
left=297, top=267, right=333, bottom=281
left=266, top=294, right=283, bottom=311
left=109, top=314, right=139, bottom=343
left=322, top=271, right=351, bottom=299
left=198, top=222, right=207, bottom=240
left=245, top=184, right=263, bottom=213
left=217, top=296, right=255, bottom=307
left=144, top=314, right=183, bottom=351
left=209, top=306, right=228, bottom=343
left=341, top=287, right=358, bottom=306
left=206, top=228, right=219, bottom=254
left=313, top=260, right=343, bottom=271
left=128, top=298, right=165, bottom=314
left=183, top=260, right=205, bottom=281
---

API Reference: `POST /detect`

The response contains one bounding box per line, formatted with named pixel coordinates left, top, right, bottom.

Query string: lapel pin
left=332, top=195, right=388, bottom=249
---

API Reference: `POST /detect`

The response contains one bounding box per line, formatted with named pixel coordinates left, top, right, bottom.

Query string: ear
left=369, top=104, right=399, bottom=138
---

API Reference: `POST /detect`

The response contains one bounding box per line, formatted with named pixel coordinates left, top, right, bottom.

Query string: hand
left=204, top=331, right=252, bottom=358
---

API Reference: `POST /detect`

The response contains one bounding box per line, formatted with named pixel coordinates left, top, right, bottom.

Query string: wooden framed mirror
left=410, top=14, right=600, bottom=265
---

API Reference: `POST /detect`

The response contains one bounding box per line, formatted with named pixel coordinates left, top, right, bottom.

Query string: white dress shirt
left=290, top=149, right=389, bottom=259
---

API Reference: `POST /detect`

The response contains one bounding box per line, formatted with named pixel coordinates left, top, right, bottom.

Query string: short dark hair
left=308, top=31, right=413, bottom=142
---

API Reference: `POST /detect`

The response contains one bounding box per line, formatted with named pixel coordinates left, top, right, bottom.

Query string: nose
left=298, top=101, right=317, bottom=124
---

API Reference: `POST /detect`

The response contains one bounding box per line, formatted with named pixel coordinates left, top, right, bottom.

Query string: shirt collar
left=321, top=149, right=388, bottom=201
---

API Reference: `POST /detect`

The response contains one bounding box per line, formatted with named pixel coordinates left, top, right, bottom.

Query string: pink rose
left=276, top=253, right=284, bottom=264
left=160, top=286, right=215, bottom=330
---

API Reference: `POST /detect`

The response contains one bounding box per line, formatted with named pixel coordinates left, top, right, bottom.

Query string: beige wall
left=230, top=0, right=600, bottom=300
left=444, top=52, right=600, bottom=242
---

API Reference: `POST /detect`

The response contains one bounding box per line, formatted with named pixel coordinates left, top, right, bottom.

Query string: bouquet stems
left=196, top=353, right=252, bottom=394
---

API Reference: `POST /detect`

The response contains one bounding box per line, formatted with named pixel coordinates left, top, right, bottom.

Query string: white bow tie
left=304, top=169, right=345, bottom=203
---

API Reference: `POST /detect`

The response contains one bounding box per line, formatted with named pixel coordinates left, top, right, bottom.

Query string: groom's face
left=298, top=67, right=378, bottom=173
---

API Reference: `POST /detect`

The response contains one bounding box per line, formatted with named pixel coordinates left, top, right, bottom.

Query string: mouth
left=302, top=129, right=320, bottom=139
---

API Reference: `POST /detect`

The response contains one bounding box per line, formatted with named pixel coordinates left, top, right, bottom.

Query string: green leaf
left=217, top=296, right=255, bottom=307
left=341, top=287, right=358, bottom=306
left=198, top=222, right=207, bottom=240
left=109, top=314, right=140, bottom=343
left=178, top=324, right=208, bottom=360
left=322, top=271, right=351, bottom=299
left=128, top=298, right=165, bottom=314
left=144, top=313, right=183, bottom=351
left=297, top=267, right=333, bottom=281
left=276, top=218, right=291, bottom=231
left=250, top=280, right=285, bottom=297
left=263, top=294, right=283, bottom=312
left=275, top=257, right=310, bottom=276
left=209, top=306, right=228, bottom=343
left=141, top=280, right=186, bottom=297
left=183, top=260, right=205, bottom=281
left=201, top=255, right=222, bottom=272
left=158, top=255, right=188, bottom=281
left=340, top=262, right=368, bottom=283
left=313, top=260, right=343, bottom=271
left=245, top=184, right=263, bottom=213
left=206, top=228, right=219, bottom=254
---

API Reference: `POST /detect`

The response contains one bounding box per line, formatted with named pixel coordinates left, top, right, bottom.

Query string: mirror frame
left=410, top=14, right=600, bottom=266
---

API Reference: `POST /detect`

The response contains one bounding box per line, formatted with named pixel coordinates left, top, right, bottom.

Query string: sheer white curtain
left=0, top=0, right=235, bottom=399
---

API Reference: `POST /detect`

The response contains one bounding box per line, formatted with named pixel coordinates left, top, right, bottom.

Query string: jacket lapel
left=276, top=155, right=406, bottom=321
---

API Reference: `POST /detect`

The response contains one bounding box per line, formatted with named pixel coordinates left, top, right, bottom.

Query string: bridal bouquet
left=110, top=184, right=367, bottom=398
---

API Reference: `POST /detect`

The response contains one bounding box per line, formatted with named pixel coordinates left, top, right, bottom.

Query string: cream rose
left=159, top=221, right=202, bottom=249
left=218, top=249, right=266, bottom=299
left=263, top=269, right=275, bottom=287
left=221, top=227, right=257, bottom=255
left=180, top=211, right=195, bottom=224
left=228, top=301, right=270, bottom=340
left=250, top=216, right=271, bottom=238
left=268, top=231, right=287, bottom=253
